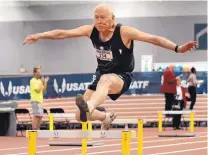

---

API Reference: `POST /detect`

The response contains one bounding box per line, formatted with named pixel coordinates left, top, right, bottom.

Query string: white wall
left=0, top=1, right=207, bottom=22
left=0, top=1, right=206, bottom=74
left=0, top=15, right=205, bottom=74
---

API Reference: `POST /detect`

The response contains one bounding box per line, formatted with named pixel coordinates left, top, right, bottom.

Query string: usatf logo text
left=194, top=24, right=207, bottom=50
left=0, top=81, right=30, bottom=97
left=53, top=78, right=91, bottom=93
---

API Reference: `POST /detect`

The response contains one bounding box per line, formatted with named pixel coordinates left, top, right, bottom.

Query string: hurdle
left=49, top=113, right=96, bottom=146
left=27, top=119, right=144, bottom=155
left=157, top=111, right=196, bottom=137
left=48, top=113, right=145, bottom=146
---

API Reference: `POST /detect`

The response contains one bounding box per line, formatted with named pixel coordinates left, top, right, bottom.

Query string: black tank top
left=90, top=23, right=135, bottom=74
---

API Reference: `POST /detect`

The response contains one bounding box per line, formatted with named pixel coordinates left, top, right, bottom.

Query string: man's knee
left=84, top=89, right=94, bottom=101
left=99, top=74, right=113, bottom=87
left=33, top=116, right=43, bottom=121
left=99, top=74, right=124, bottom=94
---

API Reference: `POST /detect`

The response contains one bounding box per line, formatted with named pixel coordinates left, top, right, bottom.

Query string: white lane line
left=5, top=133, right=207, bottom=155
left=0, top=145, right=48, bottom=151
left=148, top=147, right=208, bottom=155
left=75, top=141, right=207, bottom=155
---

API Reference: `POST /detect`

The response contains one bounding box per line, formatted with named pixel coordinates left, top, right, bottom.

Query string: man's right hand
left=44, top=76, right=50, bottom=83
left=23, top=34, right=39, bottom=45
left=41, top=76, right=45, bottom=84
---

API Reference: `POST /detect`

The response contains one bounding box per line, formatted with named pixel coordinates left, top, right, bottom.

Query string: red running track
left=0, top=128, right=207, bottom=155
left=1, top=95, right=207, bottom=155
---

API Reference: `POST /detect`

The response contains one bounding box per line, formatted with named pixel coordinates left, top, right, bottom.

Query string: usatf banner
left=0, top=72, right=207, bottom=101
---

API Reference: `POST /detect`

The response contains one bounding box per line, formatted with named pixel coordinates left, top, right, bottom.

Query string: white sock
left=87, top=101, right=94, bottom=113
left=102, top=113, right=110, bottom=124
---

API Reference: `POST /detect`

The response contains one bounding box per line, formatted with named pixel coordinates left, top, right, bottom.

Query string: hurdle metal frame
left=48, top=113, right=144, bottom=146
left=158, top=111, right=196, bottom=137
left=27, top=119, right=144, bottom=155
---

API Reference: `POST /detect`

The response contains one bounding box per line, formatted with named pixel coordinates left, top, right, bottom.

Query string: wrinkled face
left=94, top=7, right=114, bottom=32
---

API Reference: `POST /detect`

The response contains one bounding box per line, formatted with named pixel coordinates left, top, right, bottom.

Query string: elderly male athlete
left=23, top=4, right=198, bottom=130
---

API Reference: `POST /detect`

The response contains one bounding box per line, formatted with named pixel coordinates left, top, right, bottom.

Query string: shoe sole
left=75, top=94, right=89, bottom=122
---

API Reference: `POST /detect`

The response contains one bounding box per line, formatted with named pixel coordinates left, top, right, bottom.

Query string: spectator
left=187, top=67, right=199, bottom=110
left=30, top=66, right=49, bottom=130
left=172, top=78, right=187, bottom=130
left=160, top=65, right=178, bottom=112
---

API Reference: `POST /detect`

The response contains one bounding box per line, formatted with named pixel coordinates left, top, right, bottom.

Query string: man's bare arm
left=23, top=25, right=94, bottom=45
left=121, top=26, right=198, bottom=53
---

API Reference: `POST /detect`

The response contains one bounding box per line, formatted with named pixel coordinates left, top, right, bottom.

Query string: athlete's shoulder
left=119, top=25, right=133, bottom=37
left=83, top=24, right=95, bottom=38
left=83, top=24, right=94, bottom=30
left=75, top=24, right=94, bottom=38
left=120, top=25, right=134, bottom=32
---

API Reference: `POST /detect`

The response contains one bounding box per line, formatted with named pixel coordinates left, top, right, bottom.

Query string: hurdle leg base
left=48, top=142, right=104, bottom=147
left=158, top=133, right=196, bottom=137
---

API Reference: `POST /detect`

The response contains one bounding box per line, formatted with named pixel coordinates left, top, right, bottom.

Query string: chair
left=15, top=109, right=32, bottom=136
left=163, top=115, right=173, bottom=130
left=49, top=108, right=71, bottom=129
left=163, top=97, right=188, bottom=131
left=40, top=109, right=49, bottom=130
left=50, top=108, right=65, bottom=113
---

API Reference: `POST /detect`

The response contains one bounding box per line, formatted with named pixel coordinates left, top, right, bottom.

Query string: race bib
left=95, top=46, right=113, bottom=61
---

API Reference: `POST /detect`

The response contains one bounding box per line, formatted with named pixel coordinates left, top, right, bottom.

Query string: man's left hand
left=178, top=41, right=198, bottom=53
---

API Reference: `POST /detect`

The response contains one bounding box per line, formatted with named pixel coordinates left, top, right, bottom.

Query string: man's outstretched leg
left=75, top=89, right=117, bottom=130
left=76, top=74, right=124, bottom=122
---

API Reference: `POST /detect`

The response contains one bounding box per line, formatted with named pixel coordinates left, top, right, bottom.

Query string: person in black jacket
left=187, top=67, right=198, bottom=110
